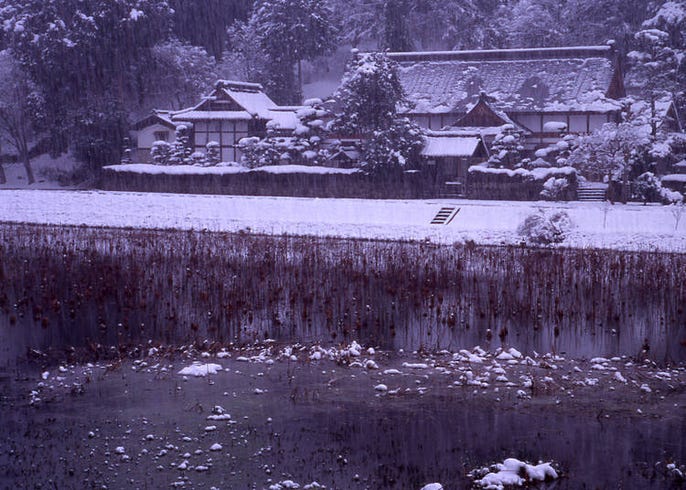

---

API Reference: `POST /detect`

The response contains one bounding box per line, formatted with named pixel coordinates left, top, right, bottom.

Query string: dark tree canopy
left=170, top=0, right=251, bottom=60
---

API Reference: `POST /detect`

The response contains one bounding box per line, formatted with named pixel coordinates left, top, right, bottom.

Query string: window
left=153, top=130, right=169, bottom=142
left=589, top=115, right=608, bottom=132
left=569, top=115, right=587, bottom=133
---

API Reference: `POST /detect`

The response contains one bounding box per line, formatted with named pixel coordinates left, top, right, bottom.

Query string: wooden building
left=387, top=44, right=627, bottom=155
left=132, top=80, right=299, bottom=164
left=129, top=111, right=179, bottom=163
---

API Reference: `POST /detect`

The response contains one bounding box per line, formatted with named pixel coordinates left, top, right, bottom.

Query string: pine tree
left=249, top=0, right=338, bottom=104
left=169, top=125, right=193, bottom=165
left=489, top=125, right=525, bottom=168
left=333, top=51, right=405, bottom=134
left=628, top=2, right=686, bottom=133
left=290, top=99, right=332, bottom=165
left=382, top=0, right=414, bottom=51
left=206, top=141, right=221, bottom=166
left=151, top=140, right=172, bottom=165
left=363, top=118, right=424, bottom=177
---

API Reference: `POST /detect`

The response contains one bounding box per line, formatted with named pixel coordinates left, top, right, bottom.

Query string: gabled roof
left=171, top=80, right=279, bottom=122
left=131, top=111, right=179, bottom=131
left=388, top=45, right=625, bottom=114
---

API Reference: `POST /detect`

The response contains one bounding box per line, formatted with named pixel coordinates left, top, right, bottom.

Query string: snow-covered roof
left=172, top=111, right=253, bottom=121
left=662, top=174, right=686, bottom=183
left=223, top=87, right=276, bottom=119
left=421, top=136, right=482, bottom=157
left=131, top=110, right=182, bottom=130
left=432, top=126, right=512, bottom=137
left=266, top=110, right=299, bottom=131
left=388, top=45, right=624, bottom=114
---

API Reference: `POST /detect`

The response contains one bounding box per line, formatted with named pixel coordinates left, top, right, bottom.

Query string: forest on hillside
left=0, top=0, right=684, bottom=175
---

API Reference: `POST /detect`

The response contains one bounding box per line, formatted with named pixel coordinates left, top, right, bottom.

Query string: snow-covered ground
left=0, top=154, right=78, bottom=189
left=1, top=189, right=684, bottom=252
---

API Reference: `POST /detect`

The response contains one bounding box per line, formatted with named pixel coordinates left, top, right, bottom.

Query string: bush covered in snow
left=488, top=124, right=525, bottom=168
left=540, top=177, right=570, bottom=201
left=362, top=118, right=424, bottom=177
left=633, top=172, right=684, bottom=204
left=517, top=210, right=573, bottom=245
left=150, top=140, right=171, bottom=165
left=206, top=141, right=221, bottom=166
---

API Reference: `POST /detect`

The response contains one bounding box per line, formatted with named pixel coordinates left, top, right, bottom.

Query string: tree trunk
left=23, top=153, right=35, bottom=185
left=297, top=58, right=302, bottom=102
left=0, top=163, right=5, bottom=185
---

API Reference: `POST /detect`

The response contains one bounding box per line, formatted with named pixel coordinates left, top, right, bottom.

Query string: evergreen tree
left=206, top=141, right=221, bottom=165
left=628, top=1, right=686, bottom=121
left=151, top=140, right=172, bottom=165
left=0, top=0, right=173, bottom=169
left=291, top=98, right=332, bottom=165
left=249, top=0, right=338, bottom=104
left=489, top=125, right=525, bottom=168
left=382, top=0, right=414, bottom=51
left=333, top=51, right=405, bottom=134
left=363, top=118, right=424, bottom=177
left=333, top=51, right=423, bottom=176
left=169, top=0, right=251, bottom=60
left=169, top=125, right=193, bottom=165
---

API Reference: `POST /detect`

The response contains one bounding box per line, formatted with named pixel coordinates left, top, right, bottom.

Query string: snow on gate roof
left=387, top=45, right=624, bottom=114
left=421, top=136, right=482, bottom=157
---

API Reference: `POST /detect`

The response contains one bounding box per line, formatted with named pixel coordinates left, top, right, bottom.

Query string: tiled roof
left=388, top=46, right=623, bottom=114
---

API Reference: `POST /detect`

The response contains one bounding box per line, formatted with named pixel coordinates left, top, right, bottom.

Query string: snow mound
left=471, top=458, right=559, bottom=489
left=177, top=362, right=223, bottom=377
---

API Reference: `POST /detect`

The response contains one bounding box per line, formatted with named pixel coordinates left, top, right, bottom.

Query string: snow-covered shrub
left=633, top=172, right=684, bottom=204
left=540, top=177, right=570, bottom=200
left=150, top=140, right=171, bottom=165
left=239, top=136, right=283, bottom=168
left=489, top=124, right=525, bottom=168
left=190, top=151, right=206, bottom=166
left=662, top=188, right=684, bottom=204
left=633, top=172, right=663, bottom=203
left=362, top=117, right=424, bottom=177
left=289, top=98, right=333, bottom=165
left=206, top=141, right=221, bottom=166
left=169, top=124, right=193, bottom=165
left=517, top=210, right=572, bottom=245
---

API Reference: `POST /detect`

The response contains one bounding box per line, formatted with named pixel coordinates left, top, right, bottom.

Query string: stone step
left=430, top=207, right=460, bottom=225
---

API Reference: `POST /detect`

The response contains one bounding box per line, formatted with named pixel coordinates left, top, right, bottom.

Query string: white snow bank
left=1, top=191, right=685, bottom=252
left=177, top=362, right=223, bottom=377
left=419, top=484, right=443, bottom=490
left=104, top=163, right=360, bottom=176
left=469, top=165, right=576, bottom=181
left=472, top=458, right=559, bottom=489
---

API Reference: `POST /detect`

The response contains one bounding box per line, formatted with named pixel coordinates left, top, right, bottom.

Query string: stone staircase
left=577, top=182, right=608, bottom=202
left=431, top=207, right=460, bottom=225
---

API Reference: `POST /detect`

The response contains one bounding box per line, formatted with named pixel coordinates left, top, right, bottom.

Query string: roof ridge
left=215, top=79, right=264, bottom=92
left=387, top=45, right=615, bottom=63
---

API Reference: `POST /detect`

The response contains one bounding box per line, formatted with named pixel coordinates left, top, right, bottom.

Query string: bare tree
left=0, top=51, right=43, bottom=185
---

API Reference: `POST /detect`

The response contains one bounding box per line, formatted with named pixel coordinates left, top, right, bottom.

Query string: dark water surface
left=1, top=359, right=684, bottom=489
left=1, top=223, right=685, bottom=365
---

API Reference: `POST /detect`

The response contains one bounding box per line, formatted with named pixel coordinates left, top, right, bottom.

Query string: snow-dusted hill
left=1, top=190, right=684, bottom=252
